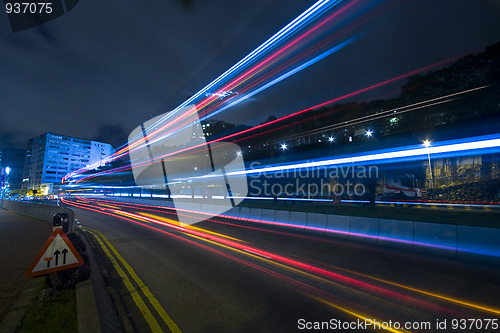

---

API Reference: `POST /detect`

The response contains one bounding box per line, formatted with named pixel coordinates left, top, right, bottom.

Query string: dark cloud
left=0, top=131, right=18, bottom=150
left=93, top=124, right=129, bottom=150
left=1, top=0, right=499, bottom=151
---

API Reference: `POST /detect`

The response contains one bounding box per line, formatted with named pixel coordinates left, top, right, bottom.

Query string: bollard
left=53, top=213, right=70, bottom=233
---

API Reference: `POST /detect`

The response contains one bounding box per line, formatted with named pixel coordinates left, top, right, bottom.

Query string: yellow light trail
left=310, top=296, right=411, bottom=333
left=89, top=203, right=401, bottom=332
left=87, top=200, right=500, bottom=321
left=309, top=261, right=500, bottom=316
left=138, top=212, right=248, bottom=243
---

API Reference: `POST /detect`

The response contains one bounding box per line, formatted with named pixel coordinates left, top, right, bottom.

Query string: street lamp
left=280, top=143, right=287, bottom=151
left=423, top=140, right=433, bottom=188
left=365, top=129, right=373, bottom=137
left=1, top=167, right=11, bottom=199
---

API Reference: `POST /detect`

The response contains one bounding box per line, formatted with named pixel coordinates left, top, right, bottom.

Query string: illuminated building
left=22, top=132, right=114, bottom=193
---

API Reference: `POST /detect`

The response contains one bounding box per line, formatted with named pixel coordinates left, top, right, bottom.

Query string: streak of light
left=175, top=0, right=343, bottom=110
left=202, top=38, right=355, bottom=119
left=70, top=194, right=500, bottom=256
left=65, top=196, right=500, bottom=316
left=62, top=197, right=468, bottom=315
left=112, top=0, right=348, bottom=158
left=137, top=212, right=248, bottom=243
left=89, top=68, right=470, bottom=185
left=63, top=1, right=388, bottom=181
left=64, top=58, right=470, bottom=184
left=211, top=134, right=500, bottom=178
left=318, top=262, right=500, bottom=317
left=310, top=295, right=411, bottom=333
left=65, top=197, right=412, bottom=325
left=99, top=209, right=403, bottom=329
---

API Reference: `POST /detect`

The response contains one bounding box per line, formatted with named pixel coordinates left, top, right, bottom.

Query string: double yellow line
left=85, top=227, right=181, bottom=333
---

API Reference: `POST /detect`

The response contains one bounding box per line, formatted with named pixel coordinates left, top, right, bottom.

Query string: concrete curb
left=75, top=228, right=102, bottom=333
left=77, top=228, right=123, bottom=333
left=76, top=276, right=101, bottom=333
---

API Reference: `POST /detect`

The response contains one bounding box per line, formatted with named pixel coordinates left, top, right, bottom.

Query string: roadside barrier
left=1, top=199, right=75, bottom=231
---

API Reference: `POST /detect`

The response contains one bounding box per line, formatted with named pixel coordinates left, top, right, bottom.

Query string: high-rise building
left=0, top=148, right=26, bottom=190
left=22, top=132, right=114, bottom=192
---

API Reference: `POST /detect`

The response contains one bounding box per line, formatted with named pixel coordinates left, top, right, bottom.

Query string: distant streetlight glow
left=5, top=167, right=11, bottom=175
left=365, top=129, right=373, bottom=137
left=328, top=136, right=334, bottom=143
left=281, top=143, right=287, bottom=150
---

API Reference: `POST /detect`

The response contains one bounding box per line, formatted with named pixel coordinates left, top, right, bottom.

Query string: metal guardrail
left=0, top=199, right=75, bottom=231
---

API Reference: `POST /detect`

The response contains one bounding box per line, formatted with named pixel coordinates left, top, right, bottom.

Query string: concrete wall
left=1, top=199, right=75, bottom=230
left=244, top=209, right=499, bottom=260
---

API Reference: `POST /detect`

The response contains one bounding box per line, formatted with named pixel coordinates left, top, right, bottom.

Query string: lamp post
left=423, top=141, right=433, bottom=188
left=1, top=167, right=11, bottom=199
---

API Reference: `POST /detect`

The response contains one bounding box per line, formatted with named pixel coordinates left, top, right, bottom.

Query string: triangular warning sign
left=25, top=228, right=84, bottom=277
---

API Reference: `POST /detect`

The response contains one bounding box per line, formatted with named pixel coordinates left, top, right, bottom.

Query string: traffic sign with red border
left=25, top=228, right=84, bottom=277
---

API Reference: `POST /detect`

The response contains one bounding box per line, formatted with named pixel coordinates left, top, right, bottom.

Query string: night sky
left=1, top=0, right=500, bottom=150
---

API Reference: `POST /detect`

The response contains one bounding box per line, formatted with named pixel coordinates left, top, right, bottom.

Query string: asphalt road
left=63, top=196, right=500, bottom=333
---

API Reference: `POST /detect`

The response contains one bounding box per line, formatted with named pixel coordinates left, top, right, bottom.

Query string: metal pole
left=427, top=150, right=433, bottom=188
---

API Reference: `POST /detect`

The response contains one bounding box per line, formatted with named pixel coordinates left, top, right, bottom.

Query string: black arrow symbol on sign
left=62, top=249, right=68, bottom=265
left=54, top=250, right=60, bottom=266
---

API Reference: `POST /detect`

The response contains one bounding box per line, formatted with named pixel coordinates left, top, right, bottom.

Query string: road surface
left=63, top=196, right=500, bottom=332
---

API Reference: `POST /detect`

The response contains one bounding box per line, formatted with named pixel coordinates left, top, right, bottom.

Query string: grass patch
left=16, top=281, right=77, bottom=333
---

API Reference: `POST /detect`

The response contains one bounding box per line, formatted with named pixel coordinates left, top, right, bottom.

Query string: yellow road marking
left=86, top=228, right=181, bottom=333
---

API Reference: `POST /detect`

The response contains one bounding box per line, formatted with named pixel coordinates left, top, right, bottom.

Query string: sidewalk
left=0, top=208, right=115, bottom=333
left=0, top=209, right=51, bottom=328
